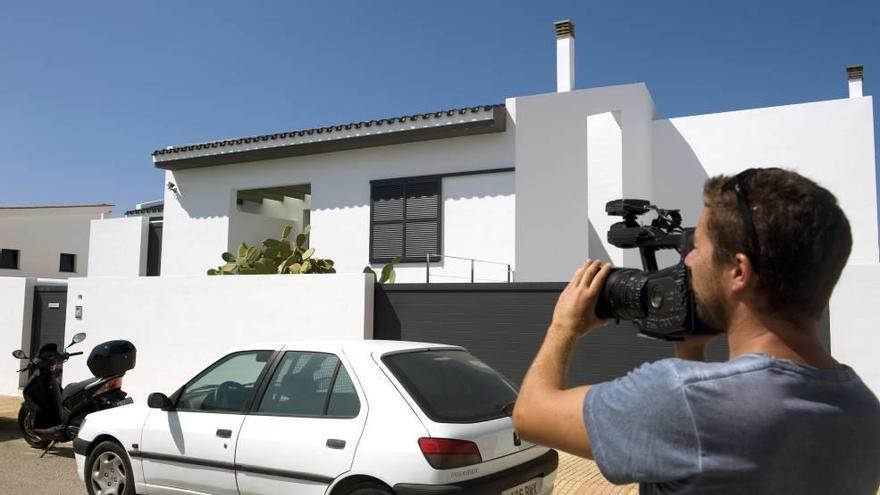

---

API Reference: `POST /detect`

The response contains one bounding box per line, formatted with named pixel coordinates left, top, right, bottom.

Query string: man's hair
left=703, top=168, right=851, bottom=321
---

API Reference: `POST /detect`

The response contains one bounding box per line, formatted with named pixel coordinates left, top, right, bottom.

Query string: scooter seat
left=61, top=377, right=102, bottom=403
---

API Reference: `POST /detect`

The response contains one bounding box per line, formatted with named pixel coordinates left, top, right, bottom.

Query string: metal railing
left=424, top=254, right=513, bottom=283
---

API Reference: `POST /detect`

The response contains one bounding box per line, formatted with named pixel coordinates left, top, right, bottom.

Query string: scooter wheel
left=17, top=405, right=51, bottom=449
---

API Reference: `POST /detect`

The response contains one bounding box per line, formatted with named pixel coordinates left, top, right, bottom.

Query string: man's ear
left=730, top=253, right=758, bottom=293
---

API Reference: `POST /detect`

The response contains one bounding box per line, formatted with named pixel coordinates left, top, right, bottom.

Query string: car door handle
left=326, top=439, right=346, bottom=449
left=216, top=429, right=232, bottom=439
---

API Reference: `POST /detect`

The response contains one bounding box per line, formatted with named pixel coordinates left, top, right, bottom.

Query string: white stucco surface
left=652, top=96, right=878, bottom=263
left=829, top=264, right=880, bottom=396
left=424, top=172, right=515, bottom=283
left=512, top=84, right=656, bottom=281
left=0, top=206, right=112, bottom=279
left=0, top=277, right=32, bottom=396
left=62, top=274, right=374, bottom=401
left=87, top=216, right=149, bottom=277
left=161, top=128, right=515, bottom=278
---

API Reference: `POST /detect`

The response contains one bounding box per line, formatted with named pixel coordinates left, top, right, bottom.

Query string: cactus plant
left=363, top=256, right=400, bottom=284
left=208, top=224, right=337, bottom=276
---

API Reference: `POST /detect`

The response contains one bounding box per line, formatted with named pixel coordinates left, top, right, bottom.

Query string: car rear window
left=382, top=350, right=517, bottom=424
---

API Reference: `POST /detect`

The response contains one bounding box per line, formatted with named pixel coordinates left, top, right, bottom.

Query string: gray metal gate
left=374, top=283, right=831, bottom=387
left=30, top=285, right=68, bottom=357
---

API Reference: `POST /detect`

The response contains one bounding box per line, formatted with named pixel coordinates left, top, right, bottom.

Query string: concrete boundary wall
left=63, top=274, right=374, bottom=401
left=0, top=277, right=32, bottom=396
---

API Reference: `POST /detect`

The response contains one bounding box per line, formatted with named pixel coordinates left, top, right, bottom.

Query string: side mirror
left=12, top=350, right=27, bottom=359
left=148, top=393, right=173, bottom=411
left=67, top=332, right=86, bottom=349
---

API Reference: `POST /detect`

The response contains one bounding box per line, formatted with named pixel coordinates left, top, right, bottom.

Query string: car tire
left=17, top=405, right=51, bottom=449
left=85, top=441, right=135, bottom=495
left=346, top=481, right=394, bottom=495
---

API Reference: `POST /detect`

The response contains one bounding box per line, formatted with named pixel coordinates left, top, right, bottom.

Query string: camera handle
left=639, top=246, right=660, bottom=272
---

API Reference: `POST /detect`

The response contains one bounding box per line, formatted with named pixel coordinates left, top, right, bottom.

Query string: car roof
left=224, top=339, right=464, bottom=356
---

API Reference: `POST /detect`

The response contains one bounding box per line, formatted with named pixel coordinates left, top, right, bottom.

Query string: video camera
left=594, top=199, right=720, bottom=340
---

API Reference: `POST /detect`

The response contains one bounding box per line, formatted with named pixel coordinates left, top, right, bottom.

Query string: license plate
left=111, top=397, right=133, bottom=407
left=501, top=477, right=542, bottom=495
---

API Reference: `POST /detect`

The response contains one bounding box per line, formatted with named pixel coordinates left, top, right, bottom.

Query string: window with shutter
left=370, top=178, right=441, bottom=263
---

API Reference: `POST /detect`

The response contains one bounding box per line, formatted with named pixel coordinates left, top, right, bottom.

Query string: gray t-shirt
left=584, top=354, right=880, bottom=494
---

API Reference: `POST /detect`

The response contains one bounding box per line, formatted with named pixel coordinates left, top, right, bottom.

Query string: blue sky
left=1, top=0, right=878, bottom=218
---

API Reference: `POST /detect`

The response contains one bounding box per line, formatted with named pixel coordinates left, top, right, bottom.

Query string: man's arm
left=513, top=260, right=612, bottom=459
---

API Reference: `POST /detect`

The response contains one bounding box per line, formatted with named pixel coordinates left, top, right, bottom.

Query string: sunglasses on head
left=722, top=168, right=761, bottom=273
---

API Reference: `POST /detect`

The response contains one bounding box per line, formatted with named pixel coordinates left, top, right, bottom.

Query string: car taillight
left=418, top=437, right=482, bottom=469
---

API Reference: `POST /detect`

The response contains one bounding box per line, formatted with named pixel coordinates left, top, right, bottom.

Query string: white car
left=74, top=340, right=557, bottom=495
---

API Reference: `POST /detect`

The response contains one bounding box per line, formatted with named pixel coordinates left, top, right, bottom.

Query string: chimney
left=555, top=20, right=575, bottom=92
left=847, top=65, right=863, bottom=98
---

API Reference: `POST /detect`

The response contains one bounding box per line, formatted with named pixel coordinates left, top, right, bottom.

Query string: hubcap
left=90, top=451, right=126, bottom=495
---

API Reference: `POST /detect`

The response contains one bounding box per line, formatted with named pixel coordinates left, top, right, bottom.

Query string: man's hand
left=551, top=259, right=613, bottom=338
left=513, top=259, right=613, bottom=459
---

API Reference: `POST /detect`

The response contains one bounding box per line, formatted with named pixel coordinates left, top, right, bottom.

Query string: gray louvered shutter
left=372, top=224, right=403, bottom=260
left=405, top=182, right=439, bottom=220
left=371, top=184, right=405, bottom=261
left=404, top=181, right=439, bottom=259
left=372, top=184, right=404, bottom=222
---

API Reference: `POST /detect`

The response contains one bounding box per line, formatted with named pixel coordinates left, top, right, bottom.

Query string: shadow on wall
left=651, top=119, right=710, bottom=227
left=588, top=221, right=611, bottom=263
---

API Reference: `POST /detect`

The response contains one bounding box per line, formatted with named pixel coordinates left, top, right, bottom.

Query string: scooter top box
left=87, top=340, right=136, bottom=378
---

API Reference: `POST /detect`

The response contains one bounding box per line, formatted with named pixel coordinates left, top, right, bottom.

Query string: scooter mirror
left=12, top=350, right=27, bottom=359
left=72, top=332, right=86, bottom=344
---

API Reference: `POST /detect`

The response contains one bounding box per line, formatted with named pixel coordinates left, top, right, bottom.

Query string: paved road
left=0, top=394, right=634, bottom=495
left=0, top=397, right=85, bottom=495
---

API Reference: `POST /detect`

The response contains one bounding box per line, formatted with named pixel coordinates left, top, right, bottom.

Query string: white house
left=124, top=30, right=875, bottom=284
left=74, top=21, right=879, bottom=396
left=88, top=200, right=164, bottom=277
left=0, top=204, right=113, bottom=279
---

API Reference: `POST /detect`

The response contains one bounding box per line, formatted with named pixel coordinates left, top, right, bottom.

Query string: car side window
left=176, top=350, right=272, bottom=413
left=257, top=351, right=359, bottom=418
left=326, top=365, right=360, bottom=417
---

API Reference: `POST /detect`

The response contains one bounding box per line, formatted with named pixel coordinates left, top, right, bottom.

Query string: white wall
left=87, top=216, right=149, bottom=277
left=587, top=112, right=625, bottom=266
left=63, top=274, right=374, bottom=401
left=232, top=197, right=306, bottom=253
left=0, top=206, right=112, bottom=278
left=511, top=83, right=656, bottom=281
left=162, top=128, right=515, bottom=278
left=652, top=96, right=878, bottom=263
left=0, top=277, right=33, bottom=396
left=228, top=211, right=300, bottom=262
left=830, top=264, right=880, bottom=396
left=415, top=172, right=515, bottom=283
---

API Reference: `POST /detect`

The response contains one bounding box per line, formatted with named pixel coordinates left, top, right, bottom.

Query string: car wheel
left=346, top=481, right=394, bottom=495
left=17, top=405, right=50, bottom=449
left=85, top=441, right=135, bottom=495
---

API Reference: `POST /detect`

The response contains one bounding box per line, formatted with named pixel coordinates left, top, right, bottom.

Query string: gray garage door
left=374, top=283, right=830, bottom=387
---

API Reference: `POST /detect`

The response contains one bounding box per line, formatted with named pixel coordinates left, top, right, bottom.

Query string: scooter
left=11, top=332, right=136, bottom=456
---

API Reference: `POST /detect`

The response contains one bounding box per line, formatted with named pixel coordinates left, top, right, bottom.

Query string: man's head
left=684, top=168, right=852, bottom=331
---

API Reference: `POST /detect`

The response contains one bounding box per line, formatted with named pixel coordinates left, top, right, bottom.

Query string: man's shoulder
left=632, top=354, right=778, bottom=387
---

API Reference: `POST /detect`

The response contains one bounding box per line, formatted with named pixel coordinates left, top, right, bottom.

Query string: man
left=513, top=168, right=880, bottom=494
